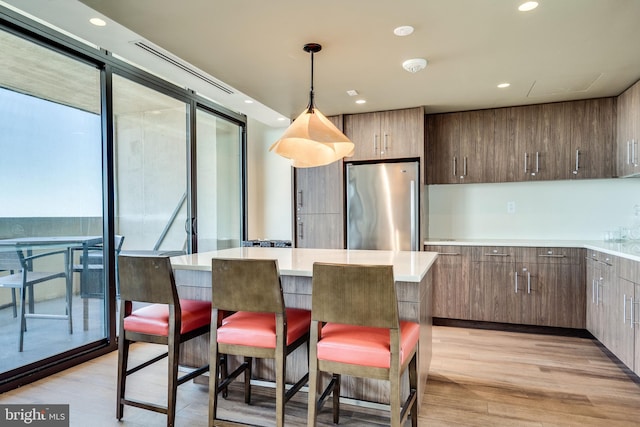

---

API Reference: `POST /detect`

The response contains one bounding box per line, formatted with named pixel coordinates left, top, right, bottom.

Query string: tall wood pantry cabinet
left=293, top=115, right=344, bottom=249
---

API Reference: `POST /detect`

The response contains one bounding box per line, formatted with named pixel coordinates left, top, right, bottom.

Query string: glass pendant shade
left=269, top=107, right=354, bottom=168
left=269, top=43, right=354, bottom=168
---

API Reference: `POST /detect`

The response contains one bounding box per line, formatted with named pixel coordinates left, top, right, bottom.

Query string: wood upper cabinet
left=425, top=245, right=471, bottom=320
left=428, top=98, right=615, bottom=184
left=293, top=115, right=344, bottom=249
left=566, top=98, right=615, bottom=179
left=345, top=107, right=424, bottom=161
left=514, top=103, right=570, bottom=181
left=616, top=80, right=640, bottom=177
left=426, top=110, right=494, bottom=184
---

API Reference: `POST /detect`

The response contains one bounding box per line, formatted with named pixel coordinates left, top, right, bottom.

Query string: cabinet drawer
left=472, top=246, right=516, bottom=262
left=520, top=247, right=583, bottom=265
left=618, top=257, right=640, bottom=283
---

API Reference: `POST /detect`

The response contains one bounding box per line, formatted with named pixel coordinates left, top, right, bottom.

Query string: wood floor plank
left=2, top=326, right=640, bottom=426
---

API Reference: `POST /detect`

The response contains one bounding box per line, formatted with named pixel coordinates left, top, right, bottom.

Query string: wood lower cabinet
left=610, top=257, right=640, bottom=376
left=520, top=248, right=585, bottom=328
left=425, top=245, right=471, bottom=319
left=467, top=246, right=584, bottom=328
left=470, top=246, right=517, bottom=323
left=585, top=251, right=616, bottom=345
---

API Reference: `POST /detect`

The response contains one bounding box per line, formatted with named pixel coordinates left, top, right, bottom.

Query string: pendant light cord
left=307, top=49, right=315, bottom=113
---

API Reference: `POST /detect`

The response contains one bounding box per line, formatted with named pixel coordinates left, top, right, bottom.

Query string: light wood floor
left=1, top=325, right=640, bottom=426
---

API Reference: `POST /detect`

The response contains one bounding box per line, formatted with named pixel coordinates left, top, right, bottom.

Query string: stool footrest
left=284, top=372, right=309, bottom=403
left=126, top=352, right=168, bottom=377
left=400, top=388, right=417, bottom=422
left=316, top=373, right=339, bottom=412
left=217, top=361, right=250, bottom=393
left=120, top=397, right=167, bottom=415
left=177, top=364, right=209, bottom=387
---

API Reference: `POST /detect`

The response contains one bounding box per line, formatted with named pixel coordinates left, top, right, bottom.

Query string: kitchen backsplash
left=427, top=178, right=640, bottom=241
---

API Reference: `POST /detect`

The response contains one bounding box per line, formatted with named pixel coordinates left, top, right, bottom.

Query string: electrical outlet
left=507, top=201, right=516, bottom=214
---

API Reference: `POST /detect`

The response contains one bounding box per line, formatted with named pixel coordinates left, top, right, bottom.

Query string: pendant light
left=269, top=43, right=354, bottom=168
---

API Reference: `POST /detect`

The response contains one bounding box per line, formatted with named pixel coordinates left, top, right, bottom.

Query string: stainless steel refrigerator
left=346, top=161, right=419, bottom=251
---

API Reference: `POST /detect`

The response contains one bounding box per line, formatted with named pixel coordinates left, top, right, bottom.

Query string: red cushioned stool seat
left=124, top=299, right=211, bottom=336
left=217, top=308, right=311, bottom=348
left=317, top=321, right=420, bottom=368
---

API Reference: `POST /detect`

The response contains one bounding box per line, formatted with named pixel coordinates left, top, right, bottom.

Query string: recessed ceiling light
left=518, top=1, right=538, bottom=12
left=244, top=100, right=254, bottom=104
left=393, top=25, right=414, bottom=37
left=89, top=18, right=106, bottom=27
left=497, top=83, right=511, bottom=88
left=277, top=117, right=287, bottom=121
left=355, top=99, right=366, bottom=104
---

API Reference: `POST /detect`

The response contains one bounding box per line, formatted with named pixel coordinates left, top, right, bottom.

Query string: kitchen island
left=170, top=246, right=438, bottom=412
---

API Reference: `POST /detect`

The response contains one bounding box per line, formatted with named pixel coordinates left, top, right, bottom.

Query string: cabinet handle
left=527, top=271, right=531, bottom=294
left=460, top=156, right=467, bottom=179
left=596, top=279, right=599, bottom=305
left=383, top=133, right=389, bottom=153
left=532, top=151, right=540, bottom=176
left=624, top=294, right=629, bottom=325
left=592, top=279, right=595, bottom=304
left=297, top=221, right=304, bottom=240
left=483, top=253, right=509, bottom=257
left=524, top=152, right=529, bottom=174
left=538, top=254, right=566, bottom=258
left=634, top=299, right=640, bottom=326
left=374, top=134, right=379, bottom=155
left=437, top=252, right=461, bottom=256
left=628, top=140, right=632, bottom=165
left=452, top=156, right=457, bottom=177
left=514, top=271, right=519, bottom=294
left=633, top=139, right=639, bottom=167
left=297, top=190, right=303, bottom=211
left=572, top=149, right=580, bottom=175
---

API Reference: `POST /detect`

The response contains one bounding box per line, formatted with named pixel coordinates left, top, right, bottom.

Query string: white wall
left=246, top=118, right=293, bottom=241
left=428, top=178, right=640, bottom=240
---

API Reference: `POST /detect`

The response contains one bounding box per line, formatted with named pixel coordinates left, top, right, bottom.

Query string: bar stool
left=307, top=262, right=419, bottom=427
left=116, top=255, right=211, bottom=427
left=209, top=258, right=311, bottom=427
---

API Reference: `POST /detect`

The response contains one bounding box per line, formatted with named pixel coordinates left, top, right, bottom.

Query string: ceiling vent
left=132, top=40, right=234, bottom=95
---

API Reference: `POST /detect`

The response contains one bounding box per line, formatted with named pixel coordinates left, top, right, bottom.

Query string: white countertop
left=424, top=239, right=640, bottom=262
left=171, top=247, right=438, bottom=282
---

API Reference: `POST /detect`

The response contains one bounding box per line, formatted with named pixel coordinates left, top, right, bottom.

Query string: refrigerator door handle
left=410, top=179, right=417, bottom=251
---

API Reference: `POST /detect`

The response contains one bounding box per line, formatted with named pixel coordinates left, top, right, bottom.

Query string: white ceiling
left=4, top=0, right=640, bottom=128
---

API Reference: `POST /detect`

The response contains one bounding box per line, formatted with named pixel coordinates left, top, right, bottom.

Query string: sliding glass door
left=0, top=28, right=104, bottom=374
left=0, top=7, right=246, bottom=392
left=112, top=74, right=189, bottom=254
left=194, top=107, right=244, bottom=252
